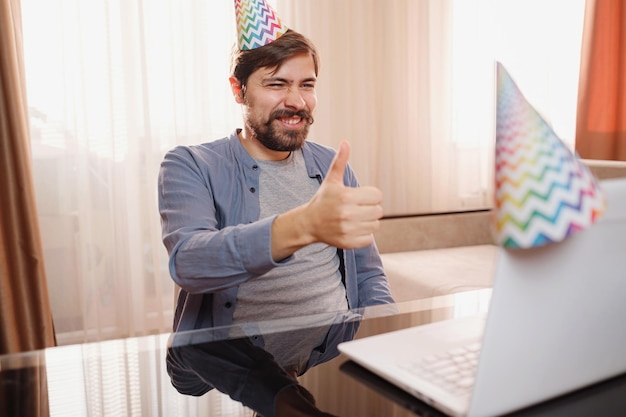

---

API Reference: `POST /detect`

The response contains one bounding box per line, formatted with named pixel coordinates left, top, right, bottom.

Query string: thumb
left=325, top=141, right=350, bottom=184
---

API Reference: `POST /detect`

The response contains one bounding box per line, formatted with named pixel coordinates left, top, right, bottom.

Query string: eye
left=265, top=82, right=287, bottom=89
left=302, top=82, right=316, bottom=89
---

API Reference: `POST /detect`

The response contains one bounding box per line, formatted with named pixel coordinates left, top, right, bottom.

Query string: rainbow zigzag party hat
left=493, top=63, right=606, bottom=249
left=235, top=0, right=288, bottom=51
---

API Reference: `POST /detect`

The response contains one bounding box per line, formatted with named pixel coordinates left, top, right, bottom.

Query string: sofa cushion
left=381, top=245, right=497, bottom=302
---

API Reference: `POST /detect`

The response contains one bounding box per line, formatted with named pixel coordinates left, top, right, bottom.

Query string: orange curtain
left=575, top=0, right=626, bottom=160
left=0, top=0, right=56, bottom=354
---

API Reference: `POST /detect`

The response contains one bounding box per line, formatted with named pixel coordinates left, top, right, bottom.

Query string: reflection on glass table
left=167, top=310, right=363, bottom=417
left=0, top=290, right=489, bottom=417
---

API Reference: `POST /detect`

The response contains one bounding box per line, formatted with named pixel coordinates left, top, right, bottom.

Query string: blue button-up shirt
left=158, top=130, right=394, bottom=332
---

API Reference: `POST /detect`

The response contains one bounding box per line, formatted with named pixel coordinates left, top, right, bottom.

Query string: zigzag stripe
left=496, top=122, right=555, bottom=147
left=495, top=143, right=598, bottom=204
left=235, top=0, right=286, bottom=50
left=239, top=22, right=285, bottom=44
left=497, top=208, right=604, bottom=248
left=496, top=185, right=602, bottom=221
left=239, top=32, right=285, bottom=49
left=495, top=148, right=563, bottom=179
left=238, top=7, right=279, bottom=32
left=240, top=2, right=272, bottom=18
left=495, top=154, right=576, bottom=193
left=496, top=206, right=604, bottom=245
left=238, top=21, right=282, bottom=38
left=237, top=2, right=280, bottom=31
left=238, top=18, right=282, bottom=36
left=495, top=160, right=577, bottom=191
left=496, top=133, right=558, bottom=156
left=496, top=179, right=585, bottom=212
left=495, top=200, right=601, bottom=235
left=495, top=169, right=602, bottom=217
left=496, top=194, right=604, bottom=236
left=496, top=128, right=554, bottom=149
left=495, top=182, right=604, bottom=232
left=501, top=223, right=583, bottom=248
left=495, top=177, right=598, bottom=213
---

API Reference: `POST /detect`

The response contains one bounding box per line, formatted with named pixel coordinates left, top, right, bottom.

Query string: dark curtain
left=0, top=353, right=50, bottom=417
left=0, top=0, right=56, bottom=354
left=0, top=0, right=55, bottom=417
left=0, top=1, right=54, bottom=413
left=576, top=0, right=626, bottom=160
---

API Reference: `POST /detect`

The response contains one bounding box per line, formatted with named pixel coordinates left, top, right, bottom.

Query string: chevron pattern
left=235, top=0, right=287, bottom=51
left=494, top=63, right=606, bottom=249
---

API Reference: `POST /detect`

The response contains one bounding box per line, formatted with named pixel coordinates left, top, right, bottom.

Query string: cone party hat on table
left=493, top=62, right=606, bottom=249
left=235, top=0, right=288, bottom=51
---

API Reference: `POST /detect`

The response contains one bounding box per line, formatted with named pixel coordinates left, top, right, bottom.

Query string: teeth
left=280, top=117, right=300, bottom=125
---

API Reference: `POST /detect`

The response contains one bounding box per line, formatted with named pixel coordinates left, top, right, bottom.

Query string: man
left=160, top=2, right=394, bottom=414
left=160, top=0, right=394, bottom=367
left=159, top=15, right=394, bottom=334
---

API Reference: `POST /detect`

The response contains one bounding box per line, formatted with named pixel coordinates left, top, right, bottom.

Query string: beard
left=245, top=108, right=315, bottom=152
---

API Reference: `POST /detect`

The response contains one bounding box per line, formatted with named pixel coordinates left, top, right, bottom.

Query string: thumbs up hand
left=304, top=141, right=383, bottom=249
left=271, top=141, right=383, bottom=261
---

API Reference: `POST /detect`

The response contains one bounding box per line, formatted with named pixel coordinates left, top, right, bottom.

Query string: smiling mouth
left=278, top=116, right=303, bottom=126
left=270, top=109, right=314, bottom=126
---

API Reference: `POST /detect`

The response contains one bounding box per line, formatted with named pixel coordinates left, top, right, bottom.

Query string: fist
left=307, top=141, right=383, bottom=249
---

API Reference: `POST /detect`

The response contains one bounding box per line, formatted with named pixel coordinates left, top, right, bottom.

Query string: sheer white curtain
left=22, top=0, right=240, bottom=344
left=21, top=0, right=584, bottom=344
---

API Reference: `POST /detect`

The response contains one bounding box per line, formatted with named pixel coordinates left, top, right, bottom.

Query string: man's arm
left=159, top=147, right=281, bottom=294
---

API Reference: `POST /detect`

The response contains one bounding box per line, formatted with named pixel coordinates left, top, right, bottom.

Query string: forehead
left=252, top=53, right=317, bottom=81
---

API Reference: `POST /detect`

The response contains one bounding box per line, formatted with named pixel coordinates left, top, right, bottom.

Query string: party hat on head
left=235, top=0, right=288, bottom=51
left=493, top=62, right=606, bottom=249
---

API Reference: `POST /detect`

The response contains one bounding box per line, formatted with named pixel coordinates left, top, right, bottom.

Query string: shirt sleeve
left=158, top=146, right=287, bottom=294
left=342, top=163, right=396, bottom=307
left=354, top=242, right=396, bottom=306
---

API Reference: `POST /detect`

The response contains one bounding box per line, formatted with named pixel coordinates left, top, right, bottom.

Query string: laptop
left=338, top=177, right=626, bottom=417
left=339, top=358, right=626, bottom=417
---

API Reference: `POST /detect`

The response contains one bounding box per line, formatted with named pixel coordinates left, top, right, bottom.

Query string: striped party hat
left=235, top=0, right=288, bottom=51
left=493, top=62, right=606, bottom=249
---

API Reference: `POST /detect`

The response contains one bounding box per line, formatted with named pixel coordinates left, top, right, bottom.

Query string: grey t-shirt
left=232, top=149, right=348, bottom=373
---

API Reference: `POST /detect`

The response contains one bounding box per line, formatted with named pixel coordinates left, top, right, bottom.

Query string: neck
left=238, top=128, right=292, bottom=161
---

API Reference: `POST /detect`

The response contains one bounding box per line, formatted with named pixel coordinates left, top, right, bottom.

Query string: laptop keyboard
left=400, top=342, right=481, bottom=396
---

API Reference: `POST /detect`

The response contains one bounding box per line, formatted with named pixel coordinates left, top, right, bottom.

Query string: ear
left=229, top=77, right=244, bottom=104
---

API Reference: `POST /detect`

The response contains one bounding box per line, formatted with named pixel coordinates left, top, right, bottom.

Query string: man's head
left=230, top=30, right=320, bottom=153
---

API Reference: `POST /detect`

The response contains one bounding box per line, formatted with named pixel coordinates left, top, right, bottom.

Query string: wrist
left=271, top=205, right=316, bottom=261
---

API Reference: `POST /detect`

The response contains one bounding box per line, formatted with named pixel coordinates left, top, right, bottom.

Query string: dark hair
left=230, top=30, right=320, bottom=93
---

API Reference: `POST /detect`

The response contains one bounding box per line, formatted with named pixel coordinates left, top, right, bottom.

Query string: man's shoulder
left=164, top=134, right=237, bottom=162
left=170, top=136, right=230, bottom=154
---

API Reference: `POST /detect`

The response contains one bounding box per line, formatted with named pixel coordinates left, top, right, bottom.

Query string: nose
left=283, top=87, right=306, bottom=110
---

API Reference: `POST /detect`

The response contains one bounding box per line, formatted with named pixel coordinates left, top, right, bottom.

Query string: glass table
left=2, top=289, right=625, bottom=417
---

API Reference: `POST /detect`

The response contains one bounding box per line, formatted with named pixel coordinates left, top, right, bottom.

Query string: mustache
left=268, top=109, right=314, bottom=126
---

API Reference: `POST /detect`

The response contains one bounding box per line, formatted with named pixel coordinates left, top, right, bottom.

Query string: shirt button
left=249, top=187, right=256, bottom=193
left=252, top=165, right=258, bottom=170
left=225, top=302, right=232, bottom=308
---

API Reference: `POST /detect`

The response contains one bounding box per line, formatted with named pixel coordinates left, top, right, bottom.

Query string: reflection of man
left=158, top=0, right=394, bottom=358
left=167, top=315, right=360, bottom=417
